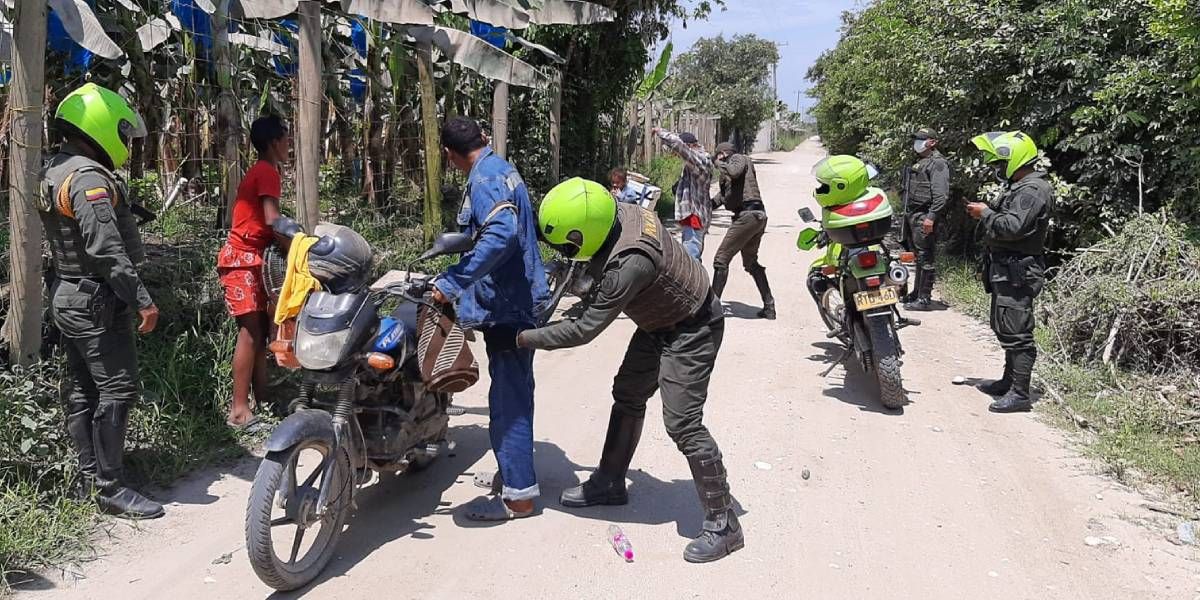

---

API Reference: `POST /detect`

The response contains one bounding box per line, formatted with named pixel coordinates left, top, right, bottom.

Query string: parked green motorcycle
left=798, top=157, right=918, bottom=410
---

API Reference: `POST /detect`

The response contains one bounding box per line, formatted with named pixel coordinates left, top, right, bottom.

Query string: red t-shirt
left=227, top=160, right=281, bottom=253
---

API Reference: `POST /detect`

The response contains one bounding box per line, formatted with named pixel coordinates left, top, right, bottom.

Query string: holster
left=74, top=279, right=117, bottom=329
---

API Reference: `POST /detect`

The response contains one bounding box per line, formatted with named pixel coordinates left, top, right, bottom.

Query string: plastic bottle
left=607, top=524, right=634, bottom=562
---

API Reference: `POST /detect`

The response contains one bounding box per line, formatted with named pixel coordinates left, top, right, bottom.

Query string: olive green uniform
left=904, top=150, right=950, bottom=301
left=712, top=152, right=773, bottom=315
left=980, top=171, right=1054, bottom=397
left=39, top=144, right=152, bottom=498
left=520, top=203, right=743, bottom=562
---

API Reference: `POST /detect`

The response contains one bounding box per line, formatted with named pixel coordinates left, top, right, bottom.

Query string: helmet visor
left=117, top=111, right=148, bottom=145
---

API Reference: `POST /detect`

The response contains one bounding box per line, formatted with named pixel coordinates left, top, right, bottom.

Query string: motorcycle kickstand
left=821, top=347, right=851, bottom=377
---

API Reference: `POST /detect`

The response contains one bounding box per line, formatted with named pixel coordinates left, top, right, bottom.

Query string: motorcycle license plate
left=853, top=286, right=899, bottom=311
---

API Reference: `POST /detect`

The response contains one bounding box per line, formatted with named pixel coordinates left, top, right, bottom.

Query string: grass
left=937, top=255, right=1200, bottom=502
left=773, top=132, right=808, bottom=153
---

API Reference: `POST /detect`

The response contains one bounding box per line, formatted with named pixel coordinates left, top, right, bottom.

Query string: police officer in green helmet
left=967, top=131, right=1054, bottom=414
left=40, top=83, right=163, bottom=519
left=517, top=178, right=743, bottom=563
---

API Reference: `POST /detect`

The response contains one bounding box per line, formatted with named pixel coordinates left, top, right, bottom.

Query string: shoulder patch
left=1020, top=195, right=1035, bottom=210
left=640, top=208, right=659, bottom=238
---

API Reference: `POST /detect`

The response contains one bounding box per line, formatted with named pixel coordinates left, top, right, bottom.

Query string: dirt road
left=22, top=142, right=1198, bottom=600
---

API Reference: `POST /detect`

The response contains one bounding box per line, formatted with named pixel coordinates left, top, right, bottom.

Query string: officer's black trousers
left=608, top=307, right=723, bottom=458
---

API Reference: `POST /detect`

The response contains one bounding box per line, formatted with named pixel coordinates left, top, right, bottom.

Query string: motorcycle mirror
left=797, top=207, right=817, bottom=223
left=796, top=228, right=821, bottom=251
left=419, top=232, right=475, bottom=262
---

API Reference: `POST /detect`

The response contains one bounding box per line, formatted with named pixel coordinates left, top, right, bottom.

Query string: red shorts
left=219, top=266, right=268, bottom=317
left=217, top=243, right=268, bottom=317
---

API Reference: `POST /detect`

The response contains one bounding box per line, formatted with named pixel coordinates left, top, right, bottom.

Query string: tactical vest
left=39, top=153, right=146, bottom=279
left=907, top=151, right=945, bottom=211
left=988, top=173, right=1055, bottom=256
left=598, top=204, right=709, bottom=332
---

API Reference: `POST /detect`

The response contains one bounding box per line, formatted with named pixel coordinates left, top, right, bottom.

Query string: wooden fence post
left=642, top=101, right=653, bottom=167
left=417, top=40, right=443, bottom=244
left=214, top=0, right=241, bottom=230
left=5, top=0, right=48, bottom=365
left=548, top=69, right=562, bottom=184
left=492, top=81, right=509, bottom=158
left=295, top=0, right=322, bottom=231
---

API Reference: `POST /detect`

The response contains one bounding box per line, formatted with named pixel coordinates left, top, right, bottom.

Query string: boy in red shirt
left=217, top=116, right=288, bottom=428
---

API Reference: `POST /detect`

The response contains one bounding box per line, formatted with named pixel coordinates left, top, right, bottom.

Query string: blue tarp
left=48, top=0, right=96, bottom=74
left=272, top=18, right=299, bottom=77
left=348, top=18, right=367, bottom=102
left=470, top=20, right=508, bottom=50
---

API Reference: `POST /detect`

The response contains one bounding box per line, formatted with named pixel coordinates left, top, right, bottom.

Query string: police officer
left=711, top=142, right=775, bottom=319
left=903, top=128, right=951, bottom=310
left=517, top=178, right=742, bottom=563
left=39, top=83, right=163, bottom=518
left=967, top=131, right=1053, bottom=414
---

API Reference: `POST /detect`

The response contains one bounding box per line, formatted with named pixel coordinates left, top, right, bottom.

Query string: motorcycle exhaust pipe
left=886, top=262, right=909, bottom=287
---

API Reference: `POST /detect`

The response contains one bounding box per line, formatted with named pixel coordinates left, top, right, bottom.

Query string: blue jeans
left=681, top=224, right=706, bottom=261
left=482, top=327, right=539, bottom=501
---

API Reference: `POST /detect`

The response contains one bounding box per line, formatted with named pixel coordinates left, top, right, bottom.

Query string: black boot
left=561, top=409, right=644, bottom=508
left=748, top=266, right=776, bottom=320
left=683, top=452, right=744, bottom=563
left=65, top=404, right=100, bottom=499
left=711, top=267, right=729, bottom=300
left=93, top=402, right=164, bottom=519
left=904, top=269, right=936, bottom=311
left=989, top=350, right=1035, bottom=414
left=977, top=352, right=1013, bottom=396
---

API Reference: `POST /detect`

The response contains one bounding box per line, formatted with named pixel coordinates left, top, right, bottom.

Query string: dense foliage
left=666, top=34, right=779, bottom=152
left=807, top=0, right=1200, bottom=251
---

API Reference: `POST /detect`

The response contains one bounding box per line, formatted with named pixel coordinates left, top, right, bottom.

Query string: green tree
left=665, top=34, right=779, bottom=151
left=808, top=0, right=1200, bottom=252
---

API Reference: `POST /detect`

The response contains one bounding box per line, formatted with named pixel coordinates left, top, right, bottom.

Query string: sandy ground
left=16, top=142, right=1200, bottom=600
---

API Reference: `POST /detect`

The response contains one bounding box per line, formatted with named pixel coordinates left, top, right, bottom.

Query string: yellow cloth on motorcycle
left=274, top=234, right=323, bottom=326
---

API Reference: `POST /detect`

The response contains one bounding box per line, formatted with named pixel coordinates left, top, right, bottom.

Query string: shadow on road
left=529, top=442, right=748, bottom=540
left=268, top=424, right=493, bottom=600
left=808, top=341, right=906, bottom=416
left=722, top=301, right=769, bottom=320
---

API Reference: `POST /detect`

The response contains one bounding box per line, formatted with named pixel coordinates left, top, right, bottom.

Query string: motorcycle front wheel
left=245, top=439, right=352, bottom=591
left=866, top=316, right=908, bottom=410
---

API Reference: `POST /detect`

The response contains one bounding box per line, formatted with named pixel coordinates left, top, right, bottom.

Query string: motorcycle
left=245, top=222, right=476, bottom=591
left=797, top=202, right=919, bottom=411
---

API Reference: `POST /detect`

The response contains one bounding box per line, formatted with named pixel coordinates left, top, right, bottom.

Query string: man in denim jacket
left=433, top=117, right=550, bottom=520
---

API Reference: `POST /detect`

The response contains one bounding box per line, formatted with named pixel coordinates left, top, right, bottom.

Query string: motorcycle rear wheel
left=246, top=439, right=352, bottom=591
left=867, top=317, right=908, bottom=410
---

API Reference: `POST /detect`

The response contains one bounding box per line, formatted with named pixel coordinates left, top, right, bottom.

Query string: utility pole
left=795, top=90, right=802, bottom=114
left=771, top=41, right=786, bottom=151
left=6, top=0, right=48, bottom=365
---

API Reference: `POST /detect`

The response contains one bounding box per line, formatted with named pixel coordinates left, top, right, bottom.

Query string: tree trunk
left=492, top=81, right=509, bottom=158
left=417, top=40, right=442, bottom=243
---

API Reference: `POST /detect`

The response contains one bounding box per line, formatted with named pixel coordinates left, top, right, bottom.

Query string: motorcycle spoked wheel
left=246, top=439, right=352, bottom=591
left=865, top=315, right=908, bottom=410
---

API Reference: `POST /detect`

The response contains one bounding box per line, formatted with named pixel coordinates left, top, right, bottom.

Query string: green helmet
left=55, top=83, right=147, bottom=169
left=972, top=130, right=1039, bottom=179
left=812, top=155, right=872, bottom=207
left=539, top=177, right=617, bottom=261
left=970, top=131, right=1007, bottom=164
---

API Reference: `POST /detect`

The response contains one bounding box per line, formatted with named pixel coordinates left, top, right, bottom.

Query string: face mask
left=913, top=139, right=929, bottom=154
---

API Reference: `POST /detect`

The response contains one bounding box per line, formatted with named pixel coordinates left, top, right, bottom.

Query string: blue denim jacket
left=435, top=148, right=550, bottom=330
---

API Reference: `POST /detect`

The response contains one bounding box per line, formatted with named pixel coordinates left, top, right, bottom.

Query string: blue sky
left=660, top=0, right=866, bottom=115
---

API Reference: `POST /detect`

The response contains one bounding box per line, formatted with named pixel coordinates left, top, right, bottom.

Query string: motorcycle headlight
left=295, top=327, right=354, bottom=371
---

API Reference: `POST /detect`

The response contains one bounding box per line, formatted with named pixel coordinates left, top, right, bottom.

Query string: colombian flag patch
left=85, top=188, right=110, bottom=202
